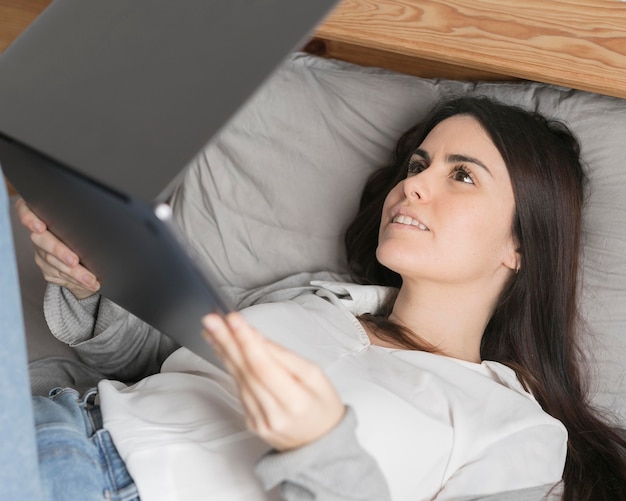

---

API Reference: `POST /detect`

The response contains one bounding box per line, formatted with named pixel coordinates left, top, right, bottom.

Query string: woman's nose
left=403, top=170, right=430, bottom=201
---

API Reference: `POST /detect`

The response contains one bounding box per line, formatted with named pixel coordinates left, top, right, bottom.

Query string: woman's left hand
left=202, top=312, right=346, bottom=451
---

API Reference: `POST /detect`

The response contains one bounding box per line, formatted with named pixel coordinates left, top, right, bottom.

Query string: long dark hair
left=345, top=96, right=626, bottom=499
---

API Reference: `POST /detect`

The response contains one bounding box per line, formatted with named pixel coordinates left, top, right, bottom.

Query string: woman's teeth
left=393, top=215, right=429, bottom=231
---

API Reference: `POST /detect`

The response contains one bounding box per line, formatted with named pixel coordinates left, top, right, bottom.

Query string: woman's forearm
left=44, top=283, right=178, bottom=382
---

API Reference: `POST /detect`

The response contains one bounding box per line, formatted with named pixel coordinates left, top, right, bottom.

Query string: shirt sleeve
left=43, top=283, right=179, bottom=382
left=254, top=407, right=392, bottom=501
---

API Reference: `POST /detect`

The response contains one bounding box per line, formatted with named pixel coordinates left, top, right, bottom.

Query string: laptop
left=0, top=0, right=338, bottom=366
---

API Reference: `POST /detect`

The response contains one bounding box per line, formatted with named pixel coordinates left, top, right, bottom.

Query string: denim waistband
left=35, top=387, right=139, bottom=501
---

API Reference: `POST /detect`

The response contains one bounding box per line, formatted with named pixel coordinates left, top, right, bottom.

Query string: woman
left=18, top=96, right=626, bottom=500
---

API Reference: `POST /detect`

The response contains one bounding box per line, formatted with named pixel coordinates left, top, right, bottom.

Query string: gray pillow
left=171, top=53, right=626, bottom=427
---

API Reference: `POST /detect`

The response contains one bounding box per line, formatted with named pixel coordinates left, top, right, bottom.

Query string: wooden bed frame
left=309, top=0, right=626, bottom=100
left=2, top=0, right=626, bottom=197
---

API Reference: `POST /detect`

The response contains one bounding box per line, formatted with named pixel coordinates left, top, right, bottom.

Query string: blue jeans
left=34, top=387, right=139, bottom=501
left=0, top=174, right=138, bottom=500
left=0, top=175, right=42, bottom=499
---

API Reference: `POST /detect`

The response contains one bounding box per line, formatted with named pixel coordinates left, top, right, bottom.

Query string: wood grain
left=315, top=0, right=626, bottom=98
left=0, top=0, right=50, bottom=53
left=304, top=37, right=519, bottom=82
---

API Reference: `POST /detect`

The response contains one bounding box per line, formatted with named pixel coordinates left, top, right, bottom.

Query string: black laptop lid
left=0, top=0, right=339, bottom=363
left=0, top=0, right=338, bottom=202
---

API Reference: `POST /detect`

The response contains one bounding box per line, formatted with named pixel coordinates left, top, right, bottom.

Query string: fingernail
left=82, top=273, right=96, bottom=286
left=202, top=315, right=219, bottom=332
left=32, top=221, right=44, bottom=232
left=65, top=254, right=78, bottom=266
left=226, top=313, right=243, bottom=329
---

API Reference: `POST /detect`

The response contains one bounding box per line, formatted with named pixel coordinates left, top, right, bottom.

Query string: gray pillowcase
left=171, top=53, right=626, bottom=427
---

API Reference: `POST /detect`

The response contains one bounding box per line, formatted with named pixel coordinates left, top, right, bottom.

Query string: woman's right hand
left=16, top=198, right=100, bottom=299
left=203, top=312, right=346, bottom=452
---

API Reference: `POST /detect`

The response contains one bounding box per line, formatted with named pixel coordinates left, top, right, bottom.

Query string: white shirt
left=99, top=282, right=567, bottom=501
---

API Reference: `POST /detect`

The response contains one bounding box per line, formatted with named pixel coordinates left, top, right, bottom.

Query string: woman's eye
left=407, top=160, right=427, bottom=175
left=452, top=165, right=474, bottom=184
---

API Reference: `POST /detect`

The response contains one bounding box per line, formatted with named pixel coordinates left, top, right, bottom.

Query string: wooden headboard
left=309, top=0, right=626, bottom=99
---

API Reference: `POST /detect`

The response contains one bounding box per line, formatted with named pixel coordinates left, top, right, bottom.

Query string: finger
left=237, top=378, right=279, bottom=435
left=231, top=334, right=343, bottom=450
left=202, top=318, right=276, bottom=438
left=223, top=314, right=293, bottom=388
left=204, top=313, right=345, bottom=450
left=263, top=340, right=334, bottom=396
left=205, top=313, right=279, bottom=399
left=33, top=248, right=70, bottom=282
left=204, top=313, right=330, bottom=408
left=223, top=316, right=323, bottom=396
left=237, top=336, right=345, bottom=441
left=33, top=247, right=99, bottom=291
left=31, top=229, right=80, bottom=267
left=207, top=339, right=277, bottom=432
left=203, top=313, right=286, bottom=423
left=203, top=313, right=246, bottom=369
left=34, top=245, right=77, bottom=278
left=15, top=198, right=46, bottom=233
left=223, top=315, right=319, bottom=411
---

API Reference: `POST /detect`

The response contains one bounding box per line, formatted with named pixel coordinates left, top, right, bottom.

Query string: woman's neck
left=381, top=280, right=499, bottom=363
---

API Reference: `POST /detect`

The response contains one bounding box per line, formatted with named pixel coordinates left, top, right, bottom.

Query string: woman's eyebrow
left=447, top=154, right=493, bottom=177
left=412, top=148, right=430, bottom=162
left=413, top=149, right=493, bottom=178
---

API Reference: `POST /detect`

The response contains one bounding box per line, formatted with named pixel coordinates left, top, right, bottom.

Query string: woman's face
left=377, top=115, right=518, bottom=287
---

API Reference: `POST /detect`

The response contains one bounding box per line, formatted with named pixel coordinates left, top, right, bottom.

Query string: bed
left=3, top=0, right=626, bottom=497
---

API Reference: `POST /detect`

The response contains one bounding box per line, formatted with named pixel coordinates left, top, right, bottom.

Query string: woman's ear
left=502, top=237, right=521, bottom=274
